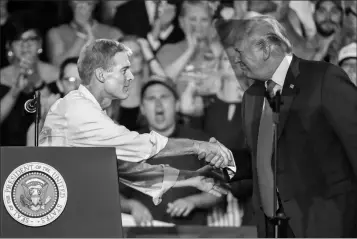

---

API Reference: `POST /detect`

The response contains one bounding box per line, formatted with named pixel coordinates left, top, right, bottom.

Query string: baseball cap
left=141, top=75, right=179, bottom=101
left=338, top=42, right=357, bottom=66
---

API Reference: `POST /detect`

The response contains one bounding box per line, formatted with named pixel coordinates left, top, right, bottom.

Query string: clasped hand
left=196, top=137, right=235, bottom=169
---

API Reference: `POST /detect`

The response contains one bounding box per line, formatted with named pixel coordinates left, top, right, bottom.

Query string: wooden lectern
left=0, top=147, right=123, bottom=238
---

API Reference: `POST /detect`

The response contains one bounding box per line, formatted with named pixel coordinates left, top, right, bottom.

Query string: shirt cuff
left=151, top=165, right=180, bottom=205
left=149, top=130, right=168, bottom=157
left=226, top=159, right=237, bottom=179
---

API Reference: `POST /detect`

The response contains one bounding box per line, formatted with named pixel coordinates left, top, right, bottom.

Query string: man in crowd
left=39, top=39, right=236, bottom=206
left=120, top=79, right=223, bottom=225
left=217, top=15, right=357, bottom=237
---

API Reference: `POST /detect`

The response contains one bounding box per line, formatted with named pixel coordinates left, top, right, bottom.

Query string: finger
left=166, top=204, right=173, bottom=214
left=176, top=207, right=186, bottom=217
left=209, top=154, right=222, bottom=167
left=204, top=153, right=216, bottom=164
left=214, top=158, right=224, bottom=168
left=170, top=207, right=180, bottom=217
left=182, top=207, right=192, bottom=217
left=198, top=152, right=206, bottom=161
left=209, top=137, right=218, bottom=143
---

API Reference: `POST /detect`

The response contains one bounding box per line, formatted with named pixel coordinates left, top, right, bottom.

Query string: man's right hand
left=195, top=137, right=234, bottom=169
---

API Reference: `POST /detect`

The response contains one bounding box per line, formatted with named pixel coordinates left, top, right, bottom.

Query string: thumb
left=209, top=137, right=218, bottom=143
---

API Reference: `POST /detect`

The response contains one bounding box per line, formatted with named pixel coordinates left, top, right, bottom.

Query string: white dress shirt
left=266, top=54, right=293, bottom=95
left=39, top=85, right=179, bottom=205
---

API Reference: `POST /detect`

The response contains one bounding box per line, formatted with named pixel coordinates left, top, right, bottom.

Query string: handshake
left=195, top=137, right=235, bottom=169
left=177, top=137, right=236, bottom=197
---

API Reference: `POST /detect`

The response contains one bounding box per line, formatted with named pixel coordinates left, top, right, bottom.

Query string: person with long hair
left=0, top=10, right=59, bottom=146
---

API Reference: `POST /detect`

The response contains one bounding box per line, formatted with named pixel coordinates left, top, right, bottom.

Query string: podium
left=0, top=147, right=123, bottom=238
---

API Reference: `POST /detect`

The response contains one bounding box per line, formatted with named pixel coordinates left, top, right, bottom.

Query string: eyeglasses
left=13, top=36, right=40, bottom=46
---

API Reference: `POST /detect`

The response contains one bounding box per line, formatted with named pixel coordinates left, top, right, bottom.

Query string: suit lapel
left=278, top=55, right=301, bottom=141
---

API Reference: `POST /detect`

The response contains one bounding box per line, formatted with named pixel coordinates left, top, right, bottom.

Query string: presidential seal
left=3, top=162, right=68, bottom=227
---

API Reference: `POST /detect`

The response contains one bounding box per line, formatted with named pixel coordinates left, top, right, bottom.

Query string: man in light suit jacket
left=216, top=16, right=357, bottom=237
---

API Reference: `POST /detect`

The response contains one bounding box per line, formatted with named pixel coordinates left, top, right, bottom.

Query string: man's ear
left=94, top=68, right=105, bottom=83
left=261, top=40, right=271, bottom=61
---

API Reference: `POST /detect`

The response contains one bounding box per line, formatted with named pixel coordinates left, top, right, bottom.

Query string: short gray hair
left=77, top=39, right=131, bottom=85
left=216, top=15, right=292, bottom=53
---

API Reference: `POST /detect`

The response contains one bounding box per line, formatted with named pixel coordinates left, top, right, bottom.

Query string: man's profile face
left=141, top=84, right=177, bottom=133
left=102, top=52, right=133, bottom=100
left=233, top=37, right=272, bottom=81
left=314, top=1, right=342, bottom=37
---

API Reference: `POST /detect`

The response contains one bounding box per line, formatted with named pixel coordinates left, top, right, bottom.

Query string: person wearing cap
left=119, top=79, right=224, bottom=226
left=338, top=42, right=357, bottom=86
left=39, top=39, right=236, bottom=207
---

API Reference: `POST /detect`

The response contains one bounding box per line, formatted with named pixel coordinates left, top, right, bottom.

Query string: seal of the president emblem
left=3, top=162, right=67, bottom=227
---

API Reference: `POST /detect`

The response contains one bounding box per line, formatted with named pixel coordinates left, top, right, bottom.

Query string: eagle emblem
left=20, top=178, right=52, bottom=211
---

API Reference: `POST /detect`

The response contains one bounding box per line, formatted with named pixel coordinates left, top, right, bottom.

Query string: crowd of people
left=1, top=0, right=356, bottom=229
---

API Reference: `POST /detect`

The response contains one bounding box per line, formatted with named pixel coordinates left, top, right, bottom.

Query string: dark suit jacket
left=233, top=55, right=357, bottom=237
left=112, top=1, right=184, bottom=48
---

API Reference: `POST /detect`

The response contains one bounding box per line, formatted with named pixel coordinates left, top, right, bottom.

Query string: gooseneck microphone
left=24, top=95, right=37, bottom=113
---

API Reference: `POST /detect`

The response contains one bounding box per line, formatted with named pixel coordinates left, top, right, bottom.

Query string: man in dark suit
left=216, top=16, right=357, bottom=237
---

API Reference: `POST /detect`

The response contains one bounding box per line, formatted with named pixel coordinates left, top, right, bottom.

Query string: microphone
left=24, top=95, right=37, bottom=113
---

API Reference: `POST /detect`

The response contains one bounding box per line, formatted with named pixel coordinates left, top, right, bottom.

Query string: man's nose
left=155, top=99, right=163, bottom=108
left=127, top=71, right=134, bottom=81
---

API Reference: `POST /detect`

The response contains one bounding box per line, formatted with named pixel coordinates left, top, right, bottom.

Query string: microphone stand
left=272, top=91, right=287, bottom=238
left=24, top=91, right=41, bottom=146
left=34, top=91, right=41, bottom=147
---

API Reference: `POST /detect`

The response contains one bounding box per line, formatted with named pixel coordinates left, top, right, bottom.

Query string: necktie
left=256, top=81, right=276, bottom=217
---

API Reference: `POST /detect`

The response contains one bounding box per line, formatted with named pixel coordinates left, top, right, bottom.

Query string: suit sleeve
left=322, top=64, right=357, bottom=177
left=230, top=93, right=253, bottom=182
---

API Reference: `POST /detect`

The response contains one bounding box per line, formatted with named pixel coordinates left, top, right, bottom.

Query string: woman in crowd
left=156, top=0, right=222, bottom=121
left=0, top=10, right=59, bottom=146
left=47, top=0, right=122, bottom=67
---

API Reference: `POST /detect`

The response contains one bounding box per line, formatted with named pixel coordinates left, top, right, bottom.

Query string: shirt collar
left=78, top=84, right=102, bottom=110
left=270, top=54, right=293, bottom=88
